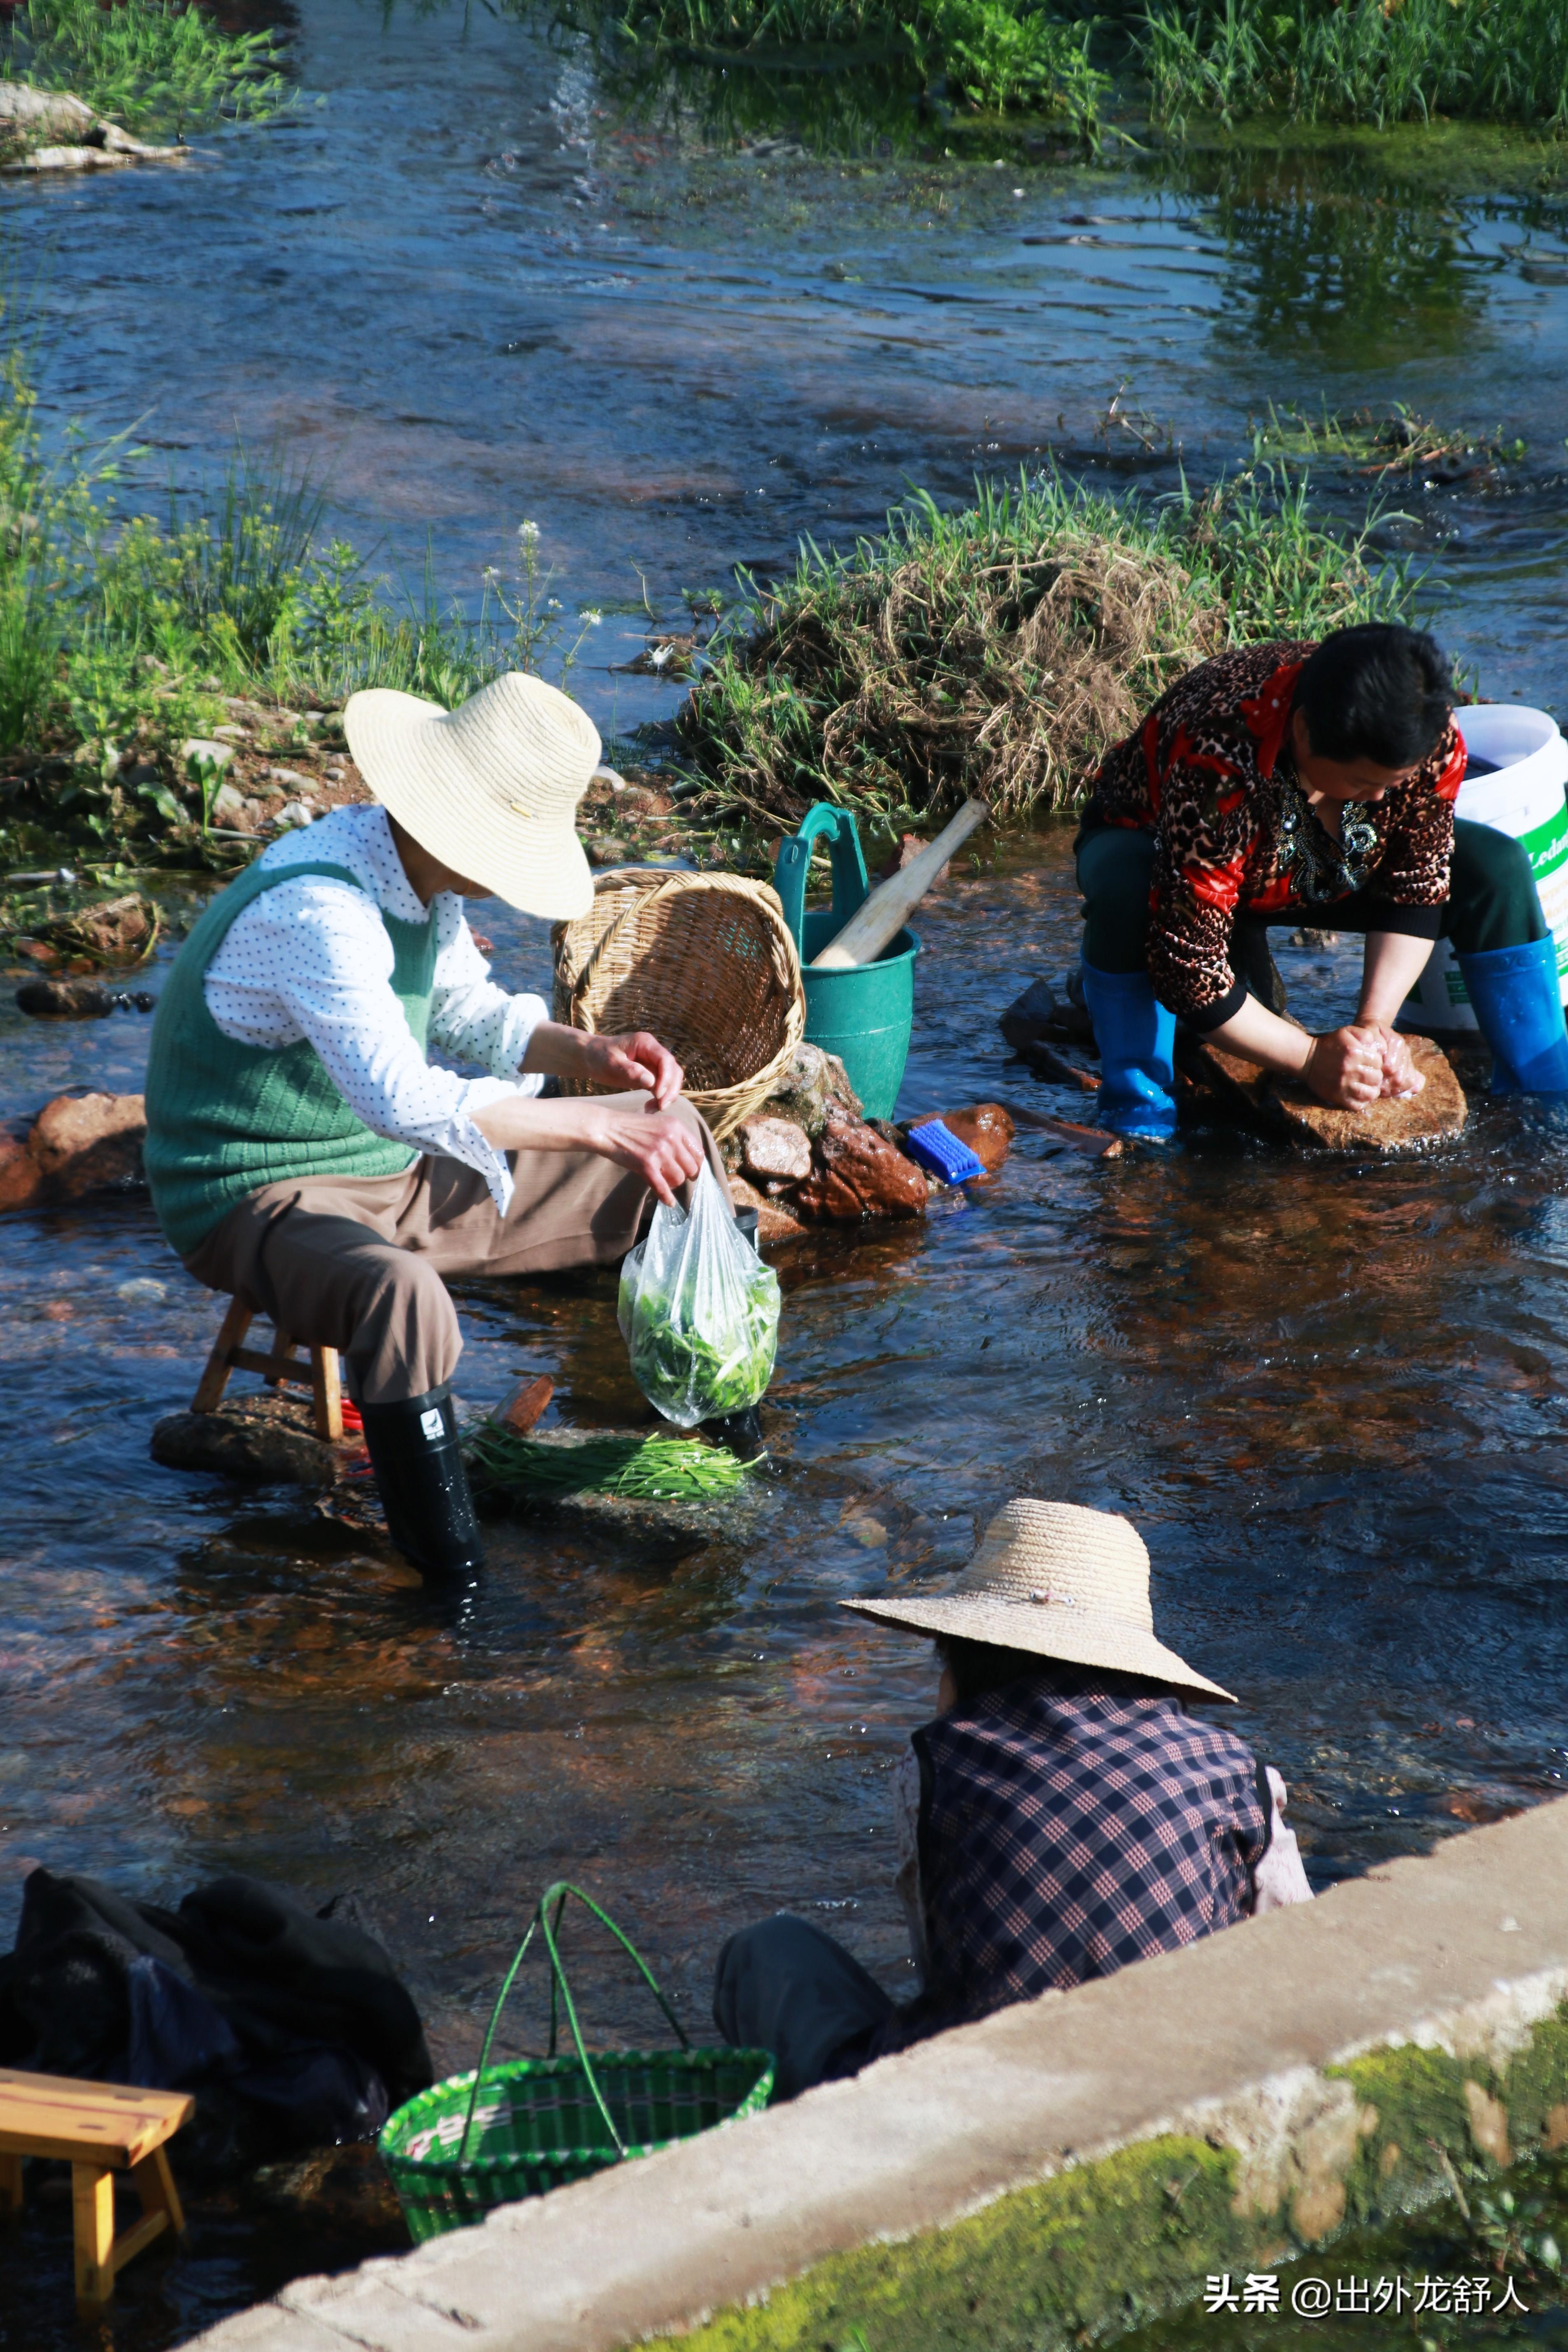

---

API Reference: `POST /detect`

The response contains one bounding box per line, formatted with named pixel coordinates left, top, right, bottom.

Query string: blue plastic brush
left=905, top=1119, right=986, bottom=1185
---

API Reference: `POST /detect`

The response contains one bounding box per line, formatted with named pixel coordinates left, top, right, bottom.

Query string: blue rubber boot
left=1456, top=936, right=1568, bottom=1094
left=1079, top=959, right=1179, bottom=1140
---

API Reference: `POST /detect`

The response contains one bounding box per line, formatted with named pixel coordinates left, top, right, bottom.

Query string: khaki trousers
left=182, top=1094, right=726, bottom=1405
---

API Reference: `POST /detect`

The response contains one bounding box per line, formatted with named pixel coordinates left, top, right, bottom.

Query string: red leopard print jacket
left=1080, top=641, right=1464, bottom=1023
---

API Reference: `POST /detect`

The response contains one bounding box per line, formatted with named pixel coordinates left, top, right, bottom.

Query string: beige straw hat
left=344, top=671, right=600, bottom=920
left=842, top=1498, right=1235, bottom=1703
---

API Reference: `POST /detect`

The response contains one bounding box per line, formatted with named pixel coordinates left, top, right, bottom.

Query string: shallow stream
left=6, top=5, right=1568, bottom=2342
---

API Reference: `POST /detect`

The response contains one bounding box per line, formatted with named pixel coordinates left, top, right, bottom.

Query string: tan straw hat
left=842, top=1498, right=1234, bottom=1703
left=344, top=671, right=600, bottom=920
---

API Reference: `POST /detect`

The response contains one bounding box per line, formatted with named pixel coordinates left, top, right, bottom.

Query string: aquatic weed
left=5, top=0, right=293, bottom=142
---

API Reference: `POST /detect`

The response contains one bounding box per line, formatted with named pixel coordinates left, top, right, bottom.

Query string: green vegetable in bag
left=618, top=1165, right=781, bottom=1427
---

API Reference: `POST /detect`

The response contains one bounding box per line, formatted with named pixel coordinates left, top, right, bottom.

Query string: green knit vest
left=143, top=857, right=438, bottom=1257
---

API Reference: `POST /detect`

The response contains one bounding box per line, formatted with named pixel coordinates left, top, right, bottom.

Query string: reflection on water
left=7, top=841, right=1568, bottom=2340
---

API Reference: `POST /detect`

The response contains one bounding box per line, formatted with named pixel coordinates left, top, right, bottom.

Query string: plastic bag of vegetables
left=617, top=1165, right=781, bottom=1428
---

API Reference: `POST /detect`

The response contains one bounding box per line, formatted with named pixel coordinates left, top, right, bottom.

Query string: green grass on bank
left=557, top=0, right=1568, bottom=142
left=0, top=334, right=607, bottom=868
left=678, top=470, right=1420, bottom=829
left=0, top=321, right=1426, bottom=865
left=3, top=0, right=292, bottom=142
left=1142, top=0, right=1568, bottom=135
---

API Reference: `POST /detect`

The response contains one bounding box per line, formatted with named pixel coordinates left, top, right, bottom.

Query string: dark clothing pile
left=714, top=1672, right=1271, bottom=2098
left=0, top=1868, right=432, bottom=2172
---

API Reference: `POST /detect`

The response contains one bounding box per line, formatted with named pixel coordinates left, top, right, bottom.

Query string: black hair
left=934, top=1635, right=1164, bottom=1710
left=1290, top=624, right=1454, bottom=770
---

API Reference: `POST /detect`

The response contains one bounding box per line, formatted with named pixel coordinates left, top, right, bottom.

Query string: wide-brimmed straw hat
left=841, top=1498, right=1234, bottom=1703
left=344, top=671, right=600, bottom=920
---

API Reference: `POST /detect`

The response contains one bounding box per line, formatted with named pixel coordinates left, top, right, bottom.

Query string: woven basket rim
left=380, top=2046, right=775, bottom=2180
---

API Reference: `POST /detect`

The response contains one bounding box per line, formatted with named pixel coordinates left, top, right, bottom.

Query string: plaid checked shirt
left=872, top=1672, right=1269, bottom=2057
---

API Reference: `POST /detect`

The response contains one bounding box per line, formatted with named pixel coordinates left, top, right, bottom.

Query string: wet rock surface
left=739, top=1113, right=813, bottom=1186
left=793, top=1103, right=931, bottom=1222
left=1182, top=1034, right=1468, bottom=1152
left=151, top=1392, right=352, bottom=1488
left=0, top=1088, right=147, bottom=1209
left=928, top=1101, right=1015, bottom=1174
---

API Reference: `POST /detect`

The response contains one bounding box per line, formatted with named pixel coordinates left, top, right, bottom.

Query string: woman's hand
left=577, top=1029, right=685, bottom=1109
left=584, top=1099, right=704, bottom=1204
left=1366, top=1025, right=1425, bottom=1099
left=1301, top=1026, right=1386, bottom=1110
left=521, top=1019, right=684, bottom=1107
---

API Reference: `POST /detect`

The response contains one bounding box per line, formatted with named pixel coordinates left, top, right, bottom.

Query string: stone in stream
left=753, top=1041, right=863, bottom=1139
left=1180, top=1034, right=1466, bottom=1151
left=151, top=1393, right=347, bottom=1489
left=728, top=1172, right=807, bottom=1244
left=793, top=1103, right=930, bottom=1222
left=0, top=1088, right=147, bottom=1210
left=738, top=1114, right=812, bottom=1187
left=931, top=1102, right=1015, bottom=1173
left=1000, top=971, right=1097, bottom=1054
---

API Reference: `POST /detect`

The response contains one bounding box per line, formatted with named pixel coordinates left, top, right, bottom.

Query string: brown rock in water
left=931, top=1103, right=1016, bottom=1173
left=755, top=1042, right=863, bottom=1139
left=0, top=1120, right=42, bottom=1211
left=739, top=1114, right=812, bottom=1186
left=1182, top=1035, right=1466, bottom=1152
left=151, top=1393, right=346, bottom=1487
left=793, top=1106, right=929, bottom=1223
left=728, top=1172, right=807, bottom=1244
left=29, top=1090, right=147, bottom=1197
left=499, top=1373, right=554, bottom=1434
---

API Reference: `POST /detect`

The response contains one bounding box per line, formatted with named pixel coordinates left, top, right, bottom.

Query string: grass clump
left=678, top=468, right=1417, bottom=829
left=5, top=0, right=292, bottom=142
left=564, top=0, right=1109, bottom=136
left=0, top=321, right=604, bottom=870
left=1140, top=0, right=1568, bottom=134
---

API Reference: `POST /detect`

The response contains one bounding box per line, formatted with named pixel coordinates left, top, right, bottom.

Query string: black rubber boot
left=360, top=1386, right=486, bottom=1580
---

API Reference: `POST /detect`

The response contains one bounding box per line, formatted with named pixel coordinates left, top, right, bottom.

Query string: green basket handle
left=458, top=1882, right=691, bottom=2166
left=772, top=803, right=870, bottom=962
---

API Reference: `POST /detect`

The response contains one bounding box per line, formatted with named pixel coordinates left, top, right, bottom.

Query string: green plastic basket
left=379, top=1882, right=774, bottom=2243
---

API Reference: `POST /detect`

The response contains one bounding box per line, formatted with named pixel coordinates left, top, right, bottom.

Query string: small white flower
left=580, top=608, right=603, bottom=625
left=482, top=566, right=502, bottom=587
left=519, top=519, right=542, bottom=545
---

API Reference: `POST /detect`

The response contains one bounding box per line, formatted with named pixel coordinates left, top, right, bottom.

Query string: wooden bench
left=0, top=2068, right=193, bottom=2308
left=194, top=1292, right=344, bottom=1441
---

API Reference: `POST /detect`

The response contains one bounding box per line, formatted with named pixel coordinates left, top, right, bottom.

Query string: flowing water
left=6, top=5, right=1568, bottom=2342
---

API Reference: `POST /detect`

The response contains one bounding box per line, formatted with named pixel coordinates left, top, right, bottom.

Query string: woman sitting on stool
left=713, top=1499, right=1310, bottom=2100
left=1073, top=622, right=1568, bottom=1140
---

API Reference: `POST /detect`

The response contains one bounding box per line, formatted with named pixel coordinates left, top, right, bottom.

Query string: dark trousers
left=712, top=1914, right=893, bottom=2101
left=1077, top=820, right=1547, bottom=995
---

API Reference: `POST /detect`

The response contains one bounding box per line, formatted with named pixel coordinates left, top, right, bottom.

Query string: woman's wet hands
left=580, top=1029, right=685, bottom=1108
left=1302, top=1025, right=1387, bottom=1109
left=589, top=1100, right=704, bottom=1205
left=1367, top=1025, right=1425, bottom=1099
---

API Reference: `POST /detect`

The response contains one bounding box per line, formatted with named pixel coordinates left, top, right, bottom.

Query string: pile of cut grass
left=678, top=469, right=1419, bottom=829
left=466, top=1425, right=760, bottom=1500
left=5, top=0, right=291, bottom=142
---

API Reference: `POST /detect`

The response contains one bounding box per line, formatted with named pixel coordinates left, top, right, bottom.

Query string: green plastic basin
left=800, top=911, right=920, bottom=1120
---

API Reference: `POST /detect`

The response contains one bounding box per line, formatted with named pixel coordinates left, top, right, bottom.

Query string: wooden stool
left=0, top=2068, right=193, bottom=2309
left=193, top=1294, right=344, bottom=1441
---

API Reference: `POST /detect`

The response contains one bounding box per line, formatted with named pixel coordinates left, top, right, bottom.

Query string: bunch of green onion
left=466, top=1423, right=759, bottom=1501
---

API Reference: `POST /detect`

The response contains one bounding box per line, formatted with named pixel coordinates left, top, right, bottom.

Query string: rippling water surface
left=5, top=3, right=1568, bottom=2338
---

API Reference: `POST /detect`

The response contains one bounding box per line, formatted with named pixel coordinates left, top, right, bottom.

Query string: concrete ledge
left=191, top=1799, right=1568, bottom=2352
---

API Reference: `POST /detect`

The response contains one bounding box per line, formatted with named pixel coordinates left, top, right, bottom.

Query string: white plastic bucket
left=1402, top=703, right=1568, bottom=1033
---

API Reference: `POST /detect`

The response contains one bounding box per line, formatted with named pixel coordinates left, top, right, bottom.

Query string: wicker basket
left=551, top=869, right=805, bottom=1141
left=378, top=1882, right=774, bottom=2243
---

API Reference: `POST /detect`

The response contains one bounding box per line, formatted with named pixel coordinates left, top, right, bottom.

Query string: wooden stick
left=809, top=799, right=989, bottom=970
left=991, top=1097, right=1124, bottom=1159
left=311, top=1346, right=344, bottom=1444
left=192, top=1296, right=251, bottom=1414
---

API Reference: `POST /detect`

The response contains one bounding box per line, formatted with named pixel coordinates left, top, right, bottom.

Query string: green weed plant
left=5, top=0, right=292, bottom=142
left=679, top=467, right=1420, bottom=829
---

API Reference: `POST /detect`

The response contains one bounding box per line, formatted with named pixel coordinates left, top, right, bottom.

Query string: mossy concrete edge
left=189, top=1798, right=1568, bottom=2352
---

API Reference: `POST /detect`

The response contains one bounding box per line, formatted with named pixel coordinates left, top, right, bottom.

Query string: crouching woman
left=1074, top=623, right=1568, bottom=1139
left=714, top=1500, right=1310, bottom=2098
